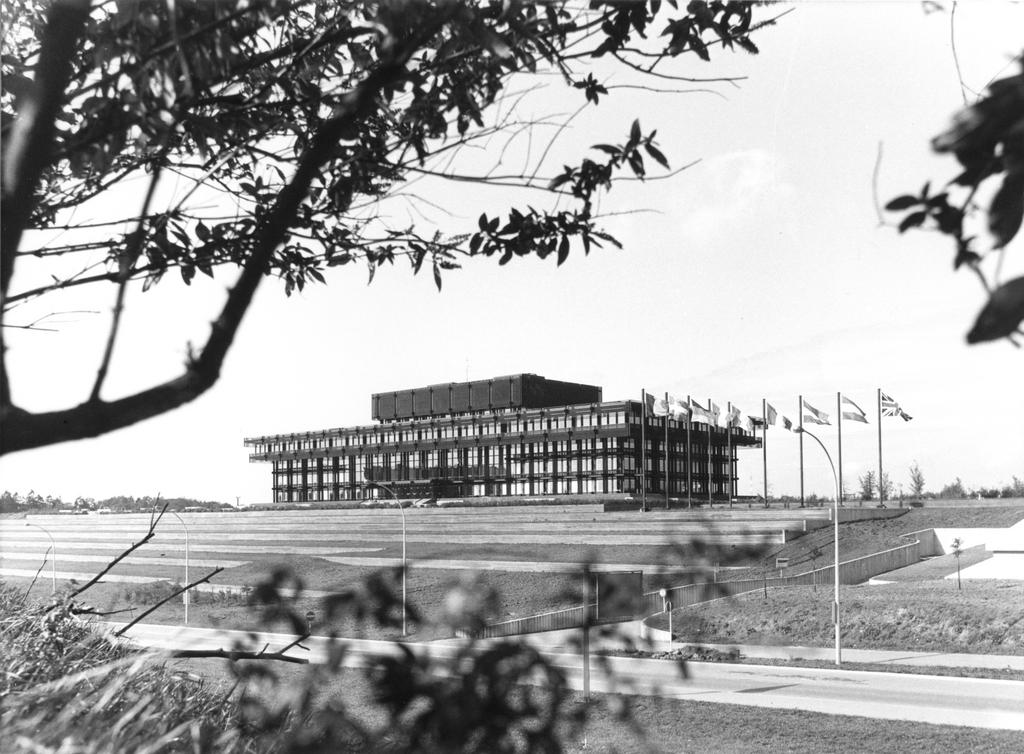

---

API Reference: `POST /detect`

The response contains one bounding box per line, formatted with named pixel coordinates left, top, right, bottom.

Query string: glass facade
left=246, top=385, right=758, bottom=504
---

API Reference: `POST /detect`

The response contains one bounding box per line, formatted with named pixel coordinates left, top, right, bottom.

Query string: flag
left=841, top=395, right=869, bottom=424
left=727, top=405, right=742, bottom=427
left=668, top=395, right=690, bottom=420
left=652, top=396, right=670, bottom=417
left=644, top=392, right=656, bottom=415
left=880, top=391, right=913, bottom=421
left=744, top=416, right=755, bottom=433
left=766, top=403, right=778, bottom=426
left=802, top=399, right=831, bottom=425
left=781, top=415, right=794, bottom=431
left=690, top=400, right=713, bottom=424
left=710, top=402, right=721, bottom=426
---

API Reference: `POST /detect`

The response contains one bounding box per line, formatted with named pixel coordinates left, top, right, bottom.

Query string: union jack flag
left=880, top=391, right=913, bottom=421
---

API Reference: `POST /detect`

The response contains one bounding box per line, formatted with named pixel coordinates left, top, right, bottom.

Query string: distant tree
left=938, top=477, right=967, bottom=500
left=950, top=536, right=964, bottom=590
left=886, top=54, right=1024, bottom=345
left=1000, top=475, right=1024, bottom=499
left=0, top=0, right=778, bottom=455
left=909, top=462, right=926, bottom=499
left=857, top=470, right=877, bottom=501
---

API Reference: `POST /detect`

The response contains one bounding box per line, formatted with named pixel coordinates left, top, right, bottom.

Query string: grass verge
left=649, top=580, right=1024, bottom=654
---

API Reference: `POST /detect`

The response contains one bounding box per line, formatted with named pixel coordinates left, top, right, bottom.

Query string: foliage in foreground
left=0, top=564, right=652, bottom=753
left=0, top=585, right=256, bottom=753
left=1, top=0, right=776, bottom=454
left=887, top=53, right=1024, bottom=345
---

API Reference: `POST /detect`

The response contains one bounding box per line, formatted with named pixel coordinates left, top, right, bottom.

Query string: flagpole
left=837, top=392, right=844, bottom=507
left=798, top=396, right=805, bottom=507
left=727, top=402, right=733, bottom=508
left=641, top=389, right=647, bottom=513
left=762, top=398, right=768, bottom=508
left=877, top=388, right=884, bottom=507
left=686, top=394, right=692, bottom=509
left=665, top=392, right=670, bottom=510
left=707, top=399, right=713, bottom=508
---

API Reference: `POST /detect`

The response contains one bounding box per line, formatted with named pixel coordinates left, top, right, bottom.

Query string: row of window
left=249, top=409, right=647, bottom=455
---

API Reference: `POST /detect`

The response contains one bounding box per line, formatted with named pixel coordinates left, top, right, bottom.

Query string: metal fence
left=472, top=538, right=923, bottom=639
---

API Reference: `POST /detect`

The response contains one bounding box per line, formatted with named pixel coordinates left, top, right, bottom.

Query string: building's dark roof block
left=371, top=374, right=602, bottom=421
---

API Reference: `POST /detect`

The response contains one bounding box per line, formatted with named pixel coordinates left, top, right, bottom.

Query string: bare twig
left=170, top=647, right=309, bottom=664
left=90, top=164, right=164, bottom=402
left=114, top=567, right=225, bottom=636
left=23, top=545, right=52, bottom=600
left=53, top=503, right=169, bottom=605
left=872, top=141, right=887, bottom=226
left=949, top=2, right=972, bottom=106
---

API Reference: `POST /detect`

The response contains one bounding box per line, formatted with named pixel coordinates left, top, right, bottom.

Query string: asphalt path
left=109, top=622, right=1024, bottom=731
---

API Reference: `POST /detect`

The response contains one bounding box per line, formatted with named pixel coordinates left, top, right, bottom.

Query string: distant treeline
left=0, top=491, right=231, bottom=513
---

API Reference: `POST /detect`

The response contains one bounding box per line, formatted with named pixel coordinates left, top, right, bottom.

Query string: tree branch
left=170, top=646, right=309, bottom=664
left=1, top=0, right=90, bottom=296
left=114, top=566, right=225, bottom=636
left=48, top=503, right=168, bottom=605
left=90, top=164, right=164, bottom=402
left=1, top=23, right=440, bottom=456
left=1, top=0, right=90, bottom=410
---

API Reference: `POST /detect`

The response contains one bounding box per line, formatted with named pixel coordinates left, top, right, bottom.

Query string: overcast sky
left=3, top=2, right=1023, bottom=504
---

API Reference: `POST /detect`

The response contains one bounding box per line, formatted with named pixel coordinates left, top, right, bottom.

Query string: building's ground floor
left=267, top=435, right=749, bottom=503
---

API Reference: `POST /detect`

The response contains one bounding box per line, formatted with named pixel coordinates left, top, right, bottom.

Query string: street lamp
left=368, top=482, right=407, bottom=637
left=25, top=522, right=56, bottom=594
left=794, top=427, right=842, bottom=665
left=170, top=511, right=190, bottom=624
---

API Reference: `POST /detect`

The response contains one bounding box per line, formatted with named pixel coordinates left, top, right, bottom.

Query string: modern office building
left=244, top=374, right=758, bottom=503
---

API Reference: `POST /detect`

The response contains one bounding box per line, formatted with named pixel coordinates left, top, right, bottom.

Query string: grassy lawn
left=649, top=580, right=1024, bottom=655
left=176, top=658, right=1024, bottom=753
left=878, top=546, right=992, bottom=581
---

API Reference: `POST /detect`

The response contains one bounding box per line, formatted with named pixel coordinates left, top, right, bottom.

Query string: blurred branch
left=114, top=567, right=225, bottom=636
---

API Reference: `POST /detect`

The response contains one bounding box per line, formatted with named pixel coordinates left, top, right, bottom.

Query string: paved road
left=109, top=622, right=1024, bottom=731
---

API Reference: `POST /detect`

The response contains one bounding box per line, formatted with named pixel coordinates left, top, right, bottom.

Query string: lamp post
left=25, top=522, right=56, bottom=594
left=794, top=427, right=842, bottom=665
left=170, top=511, right=190, bottom=624
left=369, top=482, right=407, bottom=637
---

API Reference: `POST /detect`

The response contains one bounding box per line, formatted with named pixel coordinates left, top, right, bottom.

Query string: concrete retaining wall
left=829, top=507, right=907, bottom=523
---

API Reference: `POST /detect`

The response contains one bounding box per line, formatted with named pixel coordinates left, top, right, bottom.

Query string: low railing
left=472, top=538, right=923, bottom=639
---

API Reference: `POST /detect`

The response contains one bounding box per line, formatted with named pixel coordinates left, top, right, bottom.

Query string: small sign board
left=594, top=570, right=643, bottom=622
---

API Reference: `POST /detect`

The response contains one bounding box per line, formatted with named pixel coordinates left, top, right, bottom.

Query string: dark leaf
left=897, top=211, right=927, bottom=233
left=988, top=171, right=1024, bottom=249
left=644, top=142, right=669, bottom=169
left=884, top=195, right=920, bottom=211
left=966, top=276, right=1024, bottom=344
left=556, top=235, right=570, bottom=265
